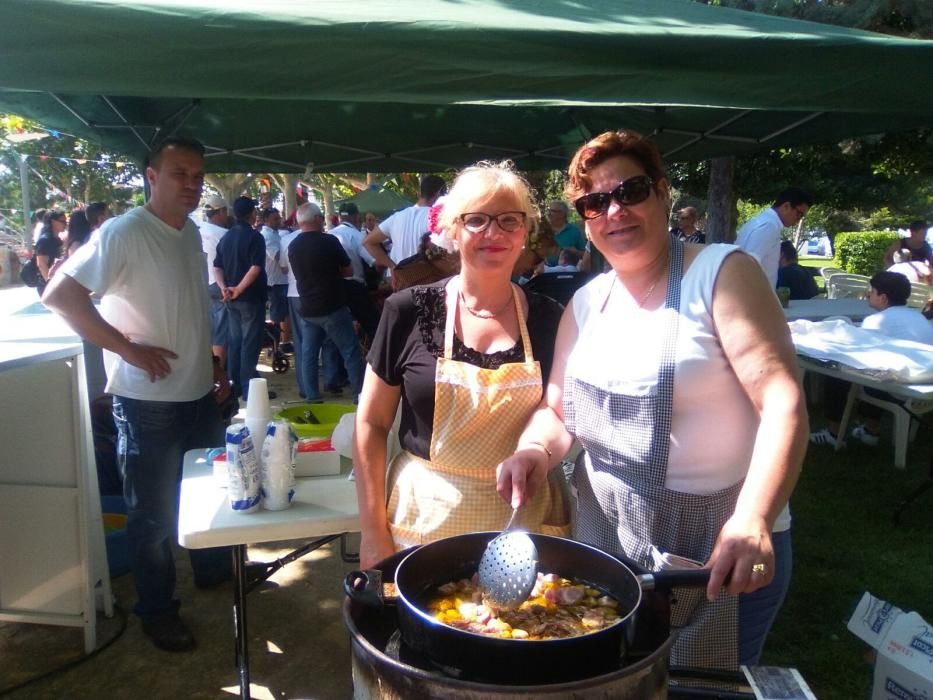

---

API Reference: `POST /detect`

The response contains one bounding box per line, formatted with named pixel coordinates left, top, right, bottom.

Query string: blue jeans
left=112, top=393, right=231, bottom=621
left=322, top=339, right=346, bottom=387
left=208, top=284, right=228, bottom=347
left=298, top=305, right=364, bottom=401
left=226, top=299, right=265, bottom=400
left=287, top=297, right=305, bottom=398
left=738, top=528, right=793, bottom=665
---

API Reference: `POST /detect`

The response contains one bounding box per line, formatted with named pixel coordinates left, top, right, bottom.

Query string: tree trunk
left=706, top=156, right=737, bottom=243
left=204, top=173, right=255, bottom=209
left=322, top=181, right=335, bottom=222
left=281, top=174, right=297, bottom=218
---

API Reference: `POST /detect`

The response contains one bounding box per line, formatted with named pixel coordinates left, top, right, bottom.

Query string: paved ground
left=0, top=343, right=362, bottom=700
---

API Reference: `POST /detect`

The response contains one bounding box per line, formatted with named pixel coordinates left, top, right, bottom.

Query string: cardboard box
left=848, top=592, right=933, bottom=700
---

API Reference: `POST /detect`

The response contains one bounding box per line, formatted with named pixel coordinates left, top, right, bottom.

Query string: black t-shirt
left=214, top=222, right=267, bottom=304
left=34, top=232, right=62, bottom=264
left=367, top=280, right=564, bottom=459
left=903, top=240, right=932, bottom=262
left=288, top=231, right=351, bottom=317
left=776, top=263, right=819, bottom=300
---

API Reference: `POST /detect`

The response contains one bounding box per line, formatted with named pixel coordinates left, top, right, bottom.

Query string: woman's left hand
left=705, top=512, right=774, bottom=601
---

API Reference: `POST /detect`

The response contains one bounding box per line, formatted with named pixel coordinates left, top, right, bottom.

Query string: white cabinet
left=0, top=342, right=111, bottom=653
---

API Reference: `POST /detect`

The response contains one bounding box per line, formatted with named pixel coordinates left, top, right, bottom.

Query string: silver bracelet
left=522, top=441, right=552, bottom=458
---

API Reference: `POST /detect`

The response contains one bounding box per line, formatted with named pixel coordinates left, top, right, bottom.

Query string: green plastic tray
left=274, top=403, right=356, bottom=439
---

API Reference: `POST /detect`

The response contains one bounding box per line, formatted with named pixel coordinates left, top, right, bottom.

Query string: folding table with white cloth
left=790, top=319, right=933, bottom=468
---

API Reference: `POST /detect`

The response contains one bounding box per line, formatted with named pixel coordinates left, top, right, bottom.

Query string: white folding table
left=177, top=448, right=360, bottom=699
left=783, top=297, right=873, bottom=322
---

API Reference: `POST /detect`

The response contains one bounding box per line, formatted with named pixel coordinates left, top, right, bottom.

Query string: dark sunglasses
left=574, top=175, right=655, bottom=220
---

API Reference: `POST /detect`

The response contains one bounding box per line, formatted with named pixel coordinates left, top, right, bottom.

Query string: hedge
left=833, top=231, right=899, bottom=276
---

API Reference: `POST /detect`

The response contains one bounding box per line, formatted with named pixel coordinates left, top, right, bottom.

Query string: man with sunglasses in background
left=670, top=206, right=706, bottom=244
left=735, top=188, right=813, bottom=289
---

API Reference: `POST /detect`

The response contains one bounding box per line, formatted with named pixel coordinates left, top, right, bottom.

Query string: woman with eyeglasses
left=498, top=131, right=808, bottom=670
left=353, top=161, right=570, bottom=568
left=34, top=209, right=67, bottom=296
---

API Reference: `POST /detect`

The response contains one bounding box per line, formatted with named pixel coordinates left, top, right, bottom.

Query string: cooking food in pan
left=425, top=571, right=621, bottom=640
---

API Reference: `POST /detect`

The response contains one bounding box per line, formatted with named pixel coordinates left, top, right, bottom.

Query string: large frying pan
left=345, top=532, right=709, bottom=684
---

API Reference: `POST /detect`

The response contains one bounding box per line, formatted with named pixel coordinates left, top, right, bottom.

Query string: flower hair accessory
left=427, top=196, right=456, bottom=253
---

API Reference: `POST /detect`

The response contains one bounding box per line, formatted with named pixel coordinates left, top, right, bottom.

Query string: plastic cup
left=246, top=378, right=271, bottom=422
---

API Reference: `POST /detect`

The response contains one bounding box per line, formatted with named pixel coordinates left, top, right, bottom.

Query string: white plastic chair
left=820, top=266, right=844, bottom=281
left=907, top=283, right=931, bottom=309
left=836, top=386, right=933, bottom=468
left=827, top=274, right=870, bottom=300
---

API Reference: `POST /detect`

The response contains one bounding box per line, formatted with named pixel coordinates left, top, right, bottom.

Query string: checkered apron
left=564, top=238, right=741, bottom=670
left=386, top=279, right=570, bottom=549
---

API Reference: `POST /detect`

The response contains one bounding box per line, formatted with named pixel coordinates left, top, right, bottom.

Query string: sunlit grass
left=762, top=414, right=933, bottom=699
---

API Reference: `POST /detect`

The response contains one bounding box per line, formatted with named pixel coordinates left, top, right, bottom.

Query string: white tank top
left=570, top=244, right=791, bottom=531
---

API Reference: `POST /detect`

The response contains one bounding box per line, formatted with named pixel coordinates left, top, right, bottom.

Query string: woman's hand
left=496, top=446, right=549, bottom=509
left=705, top=512, right=774, bottom=601
left=359, top=528, right=397, bottom=569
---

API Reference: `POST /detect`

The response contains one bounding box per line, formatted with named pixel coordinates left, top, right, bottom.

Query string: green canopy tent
left=0, top=0, right=931, bottom=172
left=335, top=187, right=413, bottom=219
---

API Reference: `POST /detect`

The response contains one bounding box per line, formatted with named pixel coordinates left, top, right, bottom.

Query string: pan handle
left=637, top=569, right=711, bottom=592
left=343, top=569, right=392, bottom=608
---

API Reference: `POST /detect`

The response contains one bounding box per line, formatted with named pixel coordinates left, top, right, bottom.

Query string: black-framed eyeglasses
left=574, top=175, right=655, bottom=220
left=459, top=211, right=527, bottom=233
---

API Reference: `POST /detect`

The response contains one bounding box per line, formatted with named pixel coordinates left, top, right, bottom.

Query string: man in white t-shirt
left=42, top=138, right=231, bottom=653
left=810, top=271, right=933, bottom=449
left=198, top=195, right=230, bottom=366
left=735, top=188, right=813, bottom=289
left=330, top=202, right=380, bottom=343
left=362, top=175, right=446, bottom=269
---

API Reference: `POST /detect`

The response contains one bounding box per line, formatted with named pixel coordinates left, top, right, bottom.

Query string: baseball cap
left=338, top=202, right=359, bottom=216
left=202, top=194, right=227, bottom=211
left=233, top=196, right=259, bottom=218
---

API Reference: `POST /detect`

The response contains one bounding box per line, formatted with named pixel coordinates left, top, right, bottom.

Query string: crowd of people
left=31, top=129, right=932, bottom=673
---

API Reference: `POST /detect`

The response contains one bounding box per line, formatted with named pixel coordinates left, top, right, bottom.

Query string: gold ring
left=752, top=563, right=768, bottom=575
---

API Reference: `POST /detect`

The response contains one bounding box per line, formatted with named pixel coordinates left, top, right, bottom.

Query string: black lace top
left=367, top=278, right=564, bottom=459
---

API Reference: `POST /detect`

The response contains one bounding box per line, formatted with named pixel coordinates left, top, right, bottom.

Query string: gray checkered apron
left=564, top=237, right=742, bottom=670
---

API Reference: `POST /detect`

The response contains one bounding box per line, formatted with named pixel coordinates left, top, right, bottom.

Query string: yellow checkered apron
left=387, top=280, right=570, bottom=549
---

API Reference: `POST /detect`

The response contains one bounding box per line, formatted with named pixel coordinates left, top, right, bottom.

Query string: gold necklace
left=637, top=276, right=661, bottom=308
left=459, top=289, right=512, bottom=319
left=635, top=249, right=670, bottom=308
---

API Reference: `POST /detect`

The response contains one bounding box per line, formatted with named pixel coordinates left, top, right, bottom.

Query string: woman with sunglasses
left=34, top=209, right=67, bottom=296
left=498, top=130, right=808, bottom=670
left=353, top=161, right=569, bottom=568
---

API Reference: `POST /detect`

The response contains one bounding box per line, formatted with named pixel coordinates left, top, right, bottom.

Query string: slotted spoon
left=477, top=507, right=539, bottom=610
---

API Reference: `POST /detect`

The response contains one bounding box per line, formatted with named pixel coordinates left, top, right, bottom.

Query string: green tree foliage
left=0, top=114, right=139, bottom=232
left=699, top=0, right=933, bottom=38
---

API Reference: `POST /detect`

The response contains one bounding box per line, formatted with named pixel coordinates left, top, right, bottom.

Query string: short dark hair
left=780, top=240, right=798, bottom=262
left=870, top=271, right=911, bottom=306
left=908, top=219, right=928, bottom=233
left=773, top=188, right=814, bottom=209
left=420, top=175, right=447, bottom=201
left=260, top=207, right=280, bottom=222
left=85, top=202, right=109, bottom=228
left=565, top=129, right=667, bottom=203
left=147, top=137, right=205, bottom=170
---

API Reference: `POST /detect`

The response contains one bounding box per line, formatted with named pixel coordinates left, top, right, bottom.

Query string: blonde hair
left=438, top=161, right=538, bottom=247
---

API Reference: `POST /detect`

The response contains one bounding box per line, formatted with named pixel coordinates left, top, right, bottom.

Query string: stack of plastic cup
left=245, top=377, right=272, bottom=446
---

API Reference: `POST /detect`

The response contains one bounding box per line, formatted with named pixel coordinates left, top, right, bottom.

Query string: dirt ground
left=0, top=355, right=362, bottom=700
